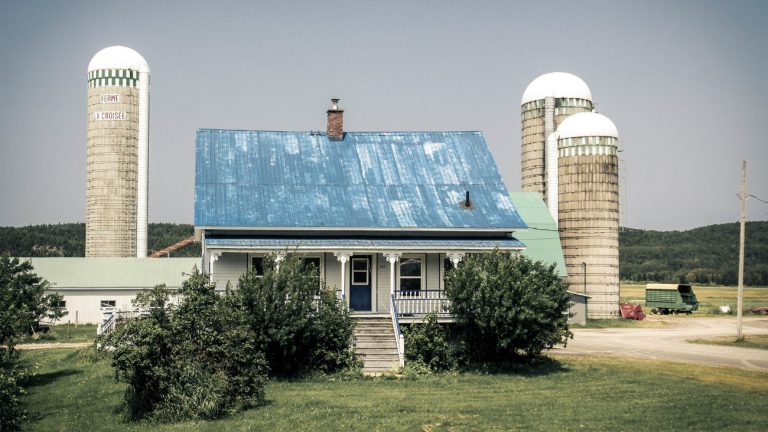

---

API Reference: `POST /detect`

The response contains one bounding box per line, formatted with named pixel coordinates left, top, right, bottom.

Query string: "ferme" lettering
left=100, top=94, right=120, bottom=103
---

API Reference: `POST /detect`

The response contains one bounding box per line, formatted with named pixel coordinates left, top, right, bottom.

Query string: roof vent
left=460, top=190, right=474, bottom=210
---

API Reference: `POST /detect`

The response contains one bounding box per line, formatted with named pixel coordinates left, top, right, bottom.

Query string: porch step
left=354, top=317, right=400, bottom=374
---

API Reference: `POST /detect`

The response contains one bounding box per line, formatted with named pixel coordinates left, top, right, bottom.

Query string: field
left=18, top=348, right=768, bottom=431
left=17, top=324, right=97, bottom=344
left=620, top=283, right=768, bottom=316
left=689, top=334, right=768, bottom=350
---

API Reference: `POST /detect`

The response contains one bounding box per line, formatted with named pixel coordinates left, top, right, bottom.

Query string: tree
left=445, top=250, right=572, bottom=363
left=0, top=255, right=65, bottom=357
left=0, top=255, right=65, bottom=431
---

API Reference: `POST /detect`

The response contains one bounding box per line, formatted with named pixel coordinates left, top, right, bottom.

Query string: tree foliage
left=100, top=274, right=268, bottom=421
left=0, top=223, right=200, bottom=257
left=232, top=254, right=356, bottom=375
left=0, top=255, right=65, bottom=431
left=445, top=250, right=572, bottom=363
left=0, top=255, right=65, bottom=358
left=620, top=221, right=768, bottom=285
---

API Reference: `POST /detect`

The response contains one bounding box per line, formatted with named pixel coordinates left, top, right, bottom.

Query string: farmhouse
left=197, top=100, right=533, bottom=316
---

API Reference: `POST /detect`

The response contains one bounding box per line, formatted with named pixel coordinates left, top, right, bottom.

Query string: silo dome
left=557, top=112, right=618, bottom=139
left=521, top=72, right=592, bottom=105
left=88, top=46, right=149, bottom=73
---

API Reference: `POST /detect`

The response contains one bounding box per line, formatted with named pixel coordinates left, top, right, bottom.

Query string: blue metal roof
left=205, top=236, right=524, bottom=250
left=195, top=130, right=526, bottom=231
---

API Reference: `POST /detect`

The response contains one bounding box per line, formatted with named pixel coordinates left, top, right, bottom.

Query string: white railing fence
left=389, top=293, right=405, bottom=367
left=393, top=289, right=450, bottom=316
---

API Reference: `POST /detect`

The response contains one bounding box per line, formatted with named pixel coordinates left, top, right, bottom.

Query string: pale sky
left=1, top=0, right=766, bottom=230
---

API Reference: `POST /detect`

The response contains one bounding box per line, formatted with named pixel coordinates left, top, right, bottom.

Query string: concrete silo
left=86, top=46, right=150, bottom=257
left=520, top=72, right=593, bottom=203
left=554, top=112, right=620, bottom=318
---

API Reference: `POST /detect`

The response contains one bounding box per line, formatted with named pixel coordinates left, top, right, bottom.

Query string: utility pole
left=737, top=161, right=746, bottom=341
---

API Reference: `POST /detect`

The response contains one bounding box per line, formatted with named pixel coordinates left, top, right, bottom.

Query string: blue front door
left=349, top=256, right=371, bottom=311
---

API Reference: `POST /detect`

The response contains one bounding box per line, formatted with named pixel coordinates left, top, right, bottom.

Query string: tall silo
left=520, top=72, right=593, bottom=203
left=86, top=46, right=150, bottom=257
left=555, top=112, right=620, bottom=318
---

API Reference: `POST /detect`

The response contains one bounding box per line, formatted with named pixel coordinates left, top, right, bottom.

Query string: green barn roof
left=22, top=258, right=200, bottom=289
left=508, top=192, right=567, bottom=277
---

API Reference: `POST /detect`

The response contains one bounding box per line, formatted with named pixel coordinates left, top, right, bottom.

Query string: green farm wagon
left=645, top=284, right=699, bottom=315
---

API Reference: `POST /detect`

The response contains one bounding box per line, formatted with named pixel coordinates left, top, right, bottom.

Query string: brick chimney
left=327, top=98, right=344, bottom=141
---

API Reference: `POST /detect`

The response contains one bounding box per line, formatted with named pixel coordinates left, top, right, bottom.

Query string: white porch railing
left=389, top=293, right=405, bottom=367
left=393, top=290, right=450, bottom=316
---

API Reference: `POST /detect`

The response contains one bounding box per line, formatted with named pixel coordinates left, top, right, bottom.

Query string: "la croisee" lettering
left=93, top=111, right=127, bottom=121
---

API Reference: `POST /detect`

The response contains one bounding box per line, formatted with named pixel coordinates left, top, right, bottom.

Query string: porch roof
left=205, top=236, right=524, bottom=252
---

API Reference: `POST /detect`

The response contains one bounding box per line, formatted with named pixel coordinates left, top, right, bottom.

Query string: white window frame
left=299, top=254, right=326, bottom=289
left=350, top=257, right=369, bottom=286
left=397, top=254, right=425, bottom=295
left=439, top=253, right=451, bottom=290
left=247, top=253, right=267, bottom=277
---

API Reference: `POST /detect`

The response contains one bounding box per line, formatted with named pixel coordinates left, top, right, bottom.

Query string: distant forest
left=1, top=221, right=766, bottom=285
left=619, top=221, right=767, bottom=286
left=0, top=223, right=199, bottom=258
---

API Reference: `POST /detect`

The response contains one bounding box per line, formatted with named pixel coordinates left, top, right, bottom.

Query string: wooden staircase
left=354, top=316, right=400, bottom=374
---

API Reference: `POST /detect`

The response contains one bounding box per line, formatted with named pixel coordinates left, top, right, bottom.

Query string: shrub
left=445, top=250, right=573, bottom=363
left=0, top=364, right=26, bottom=431
left=233, top=254, right=356, bottom=375
left=100, top=274, right=268, bottom=421
left=402, top=312, right=455, bottom=372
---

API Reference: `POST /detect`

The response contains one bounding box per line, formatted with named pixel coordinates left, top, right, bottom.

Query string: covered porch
left=203, top=236, right=524, bottom=320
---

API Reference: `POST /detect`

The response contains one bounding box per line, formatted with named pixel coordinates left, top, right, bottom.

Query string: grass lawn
left=19, top=348, right=768, bottom=431
left=689, top=334, right=768, bottom=350
left=621, top=283, right=768, bottom=316
left=18, top=324, right=97, bottom=344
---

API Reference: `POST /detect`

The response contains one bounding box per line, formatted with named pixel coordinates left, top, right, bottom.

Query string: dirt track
left=16, top=342, right=91, bottom=350
left=552, top=317, right=768, bottom=372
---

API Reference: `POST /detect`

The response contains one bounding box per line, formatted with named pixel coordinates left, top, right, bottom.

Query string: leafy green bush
left=233, top=254, right=356, bottom=375
left=0, top=364, right=26, bottom=431
left=445, top=250, right=572, bottom=363
left=0, top=255, right=66, bottom=358
left=402, top=312, right=456, bottom=372
left=100, top=274, right=268, bottom=421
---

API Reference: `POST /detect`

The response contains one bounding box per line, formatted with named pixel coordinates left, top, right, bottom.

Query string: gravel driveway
left=552, top=317, right=768, bottom=372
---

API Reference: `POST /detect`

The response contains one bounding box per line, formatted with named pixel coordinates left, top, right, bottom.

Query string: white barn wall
left=52, top=289, right=140, bottom=324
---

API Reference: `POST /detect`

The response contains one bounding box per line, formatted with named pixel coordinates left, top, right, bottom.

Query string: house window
left=250, top=256, right=266, bottom=276
left=351, top=258, right=368, bottom=285
left=100, top=300, right=116, bottom=308
left=53, top=300, right=66, bottom=309
left=300, top=257, right=323, bottom=292
left=439, top=254, right=466, bottom=290
left=399, top=256, right=423, bottom=294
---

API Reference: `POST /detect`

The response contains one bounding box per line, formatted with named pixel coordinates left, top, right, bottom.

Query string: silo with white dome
left=86, top=46, right=150, bottom=257
left=520, top=72, right=594, bottom=202
left=555, top=112, right=620, bottom=318
left=521, top=72, right=621, bottom=318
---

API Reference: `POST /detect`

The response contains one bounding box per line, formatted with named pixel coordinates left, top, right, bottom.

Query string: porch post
left=333, top=252, right=352, bottom=301
left=447, top=252, right=465, bottom=268
left=272, top=251, right=286, bottom=272
left=208, top=252, right=221, bottom=279
left=384, top=253, right=402, bottom=295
